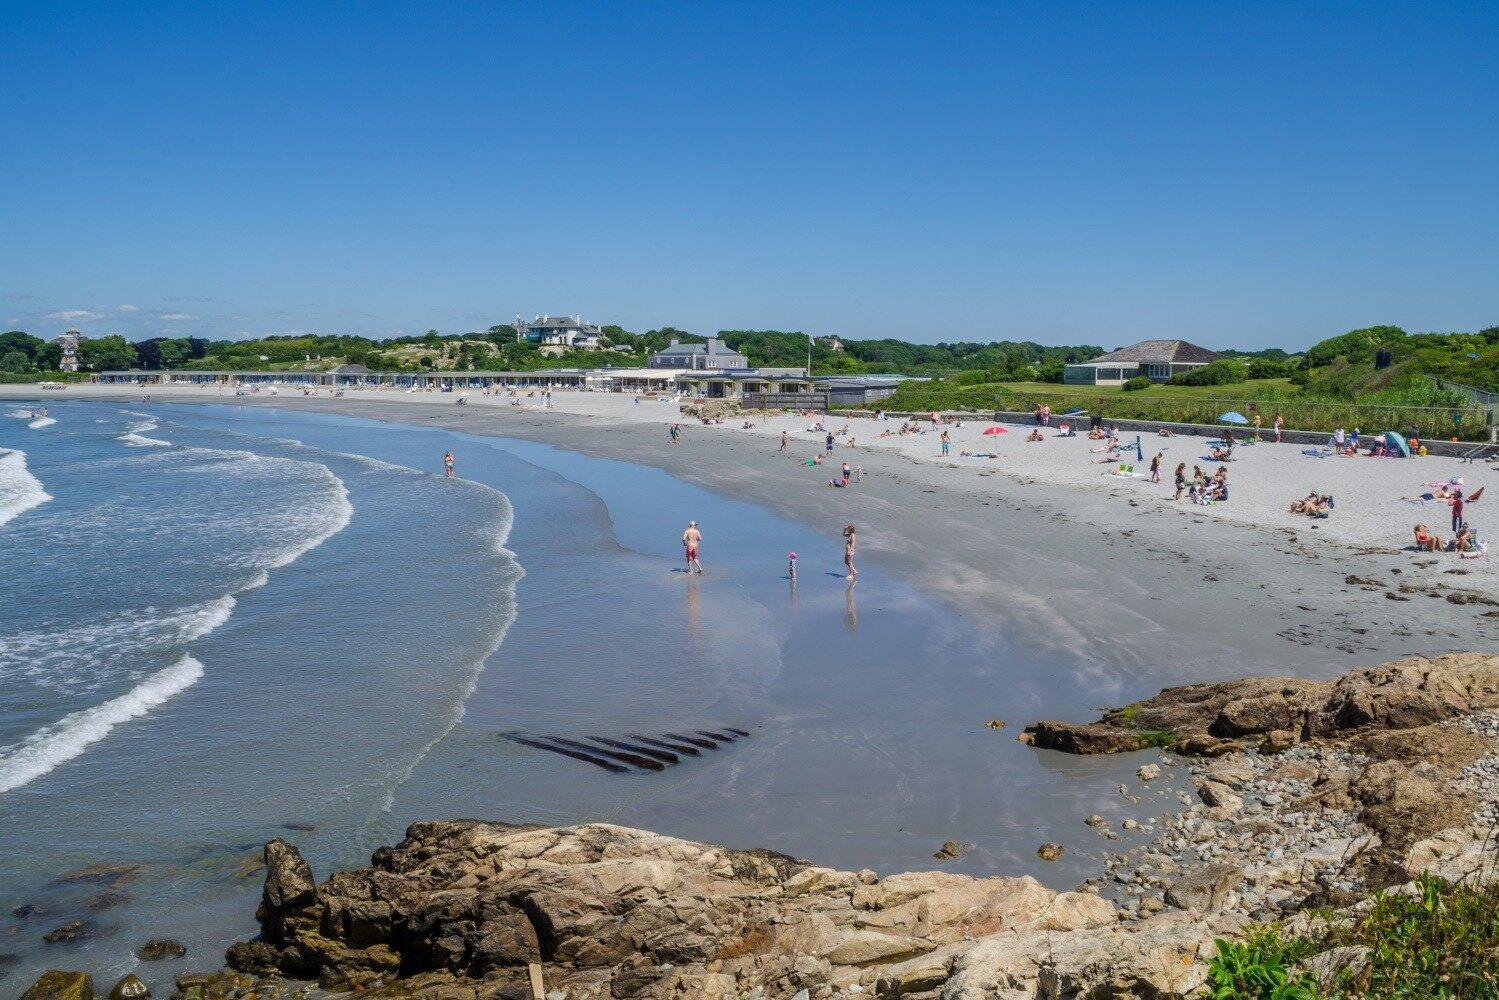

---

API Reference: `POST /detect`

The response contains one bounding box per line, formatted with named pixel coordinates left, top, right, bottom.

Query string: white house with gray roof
left=1063, top=339, right=1222, bottom=386
left=515, top=314, right=605, bottom=351
left=647, top=336, right=748, bottom=371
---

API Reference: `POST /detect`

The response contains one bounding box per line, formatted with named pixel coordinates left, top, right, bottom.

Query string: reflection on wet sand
left=844, top=582, right=858, bottom=632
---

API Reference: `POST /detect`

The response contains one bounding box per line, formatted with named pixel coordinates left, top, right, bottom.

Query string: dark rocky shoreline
left=21, top=653, right=1499, bottom=1000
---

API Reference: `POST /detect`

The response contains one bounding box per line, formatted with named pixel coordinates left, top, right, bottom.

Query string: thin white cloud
left=158, top=312, right=196, bottom=321
left=48, top=309, right=103, bottom=321
left=115, top=304, right=141, bottom=313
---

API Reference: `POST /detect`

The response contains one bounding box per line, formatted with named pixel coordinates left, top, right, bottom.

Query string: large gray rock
left=1164, top=864, right=1245, bottom=914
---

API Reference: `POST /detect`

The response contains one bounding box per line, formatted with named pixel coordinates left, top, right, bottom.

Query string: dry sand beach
left=8, top=383, right=1496, bottom=685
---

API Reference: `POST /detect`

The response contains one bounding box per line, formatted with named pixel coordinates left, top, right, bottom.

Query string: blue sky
left=2, top=2, right=1495, bottom=350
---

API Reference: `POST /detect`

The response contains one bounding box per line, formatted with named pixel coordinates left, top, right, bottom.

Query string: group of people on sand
left=1288, top=492, right=1334, bottom=518
left=1413, top=521, right=1482, bottom=555
left=681, top=520, right=858, bottom=580
left=1407, top=478, right=1486, bottom=557
left=1172, top=463, right=1228, bottom=503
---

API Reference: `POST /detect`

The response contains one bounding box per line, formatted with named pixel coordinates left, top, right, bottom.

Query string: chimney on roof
left=706, top=337, right=721, bottom=351
left=669, top=337, right=680, bottom=346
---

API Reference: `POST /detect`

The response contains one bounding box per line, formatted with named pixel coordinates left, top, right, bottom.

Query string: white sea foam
left=27, top=416, right=57, bottom=429
left=6, top=409, right=33, bottom=419
left=0, top=594, right=234, bottom=690
left=118, top=419, right=170, bottom=447
left=0, top=449, right=52, bottom=529
left=263, top=466, right=353, bottom=570
left=0, top=654, right=204, bottom=794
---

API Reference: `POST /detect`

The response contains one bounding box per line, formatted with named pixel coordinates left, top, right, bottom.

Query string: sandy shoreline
left=6, top=384, right=1497, bottom=699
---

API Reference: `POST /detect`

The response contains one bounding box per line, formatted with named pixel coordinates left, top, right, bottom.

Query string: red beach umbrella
left=982, top=426, right=1007, bottom=436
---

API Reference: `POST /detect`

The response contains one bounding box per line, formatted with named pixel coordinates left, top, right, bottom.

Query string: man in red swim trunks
left=682, top=520, right=704, bottom=574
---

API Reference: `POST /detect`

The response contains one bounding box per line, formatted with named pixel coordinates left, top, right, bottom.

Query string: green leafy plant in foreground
left=1206, top=933, right=1320, bottom=1000
left=1205, top=874, right=1499, bottom=999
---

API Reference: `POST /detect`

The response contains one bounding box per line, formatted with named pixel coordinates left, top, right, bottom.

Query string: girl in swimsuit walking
left=843, top=524, right=858, bottom=580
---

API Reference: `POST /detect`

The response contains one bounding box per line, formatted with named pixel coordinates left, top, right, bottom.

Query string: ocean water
left=0, top=402, right=1160, bottom=993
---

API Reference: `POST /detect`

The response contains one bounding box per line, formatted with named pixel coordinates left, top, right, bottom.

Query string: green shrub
left=947, top=369, right=992, bottom=386
left=1207, top=874, right=1499, bottom=999
left=1167, top=359, right=1249, bottom=387
left=1121, top=375, right=1153, bottom=391
left=1206, top=932, right=1320, bottom=999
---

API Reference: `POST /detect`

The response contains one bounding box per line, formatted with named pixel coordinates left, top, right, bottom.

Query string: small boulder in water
left=19, top=971, right=93, bottom=1000
left=42, top=919, right=97, bottom=944
left=984, top=718, right=1005, bottom=730
left=83, top=890, right=132, bottom=912
left=136, top=939, right=187, bottom=961
left=1036, top=842, right=1065, bottom=862
left=52, top=863, right=140, bottom=888
left=932, top=839, right=971, bottom=862
left=107, top=975, right=149, bottom=999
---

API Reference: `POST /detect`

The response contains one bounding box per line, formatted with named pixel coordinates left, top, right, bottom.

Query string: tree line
left=2, top=324, right=1495, bottom=394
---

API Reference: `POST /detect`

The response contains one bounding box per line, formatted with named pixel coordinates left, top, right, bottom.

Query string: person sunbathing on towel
left=1209, top=444, right=1233, bottom=462
left=1026, top=429, right=1045, bottom=442
left=1413, top=523, right=1444, bottom=552
left=1452, top=523, right=1475, bottom=553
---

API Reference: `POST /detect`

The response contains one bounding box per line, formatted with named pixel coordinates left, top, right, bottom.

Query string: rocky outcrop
left=1022, top=653, right=1499, bottom=755
left=208, top=820, right=1251, bottom=999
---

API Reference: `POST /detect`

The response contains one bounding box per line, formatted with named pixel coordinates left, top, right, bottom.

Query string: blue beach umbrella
left=1218, top=411, right=1249, bottom=425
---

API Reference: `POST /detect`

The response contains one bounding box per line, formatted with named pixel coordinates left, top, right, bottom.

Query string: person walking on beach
left=1274, top=413, right=1284, bottom=443
left=841, top=461, right=852, bottom=487
left=1252, top=413, right=1262, bottom=441
left=682, top=521, right=704, bottom=574
left=443, top=451, right=455, bottom=478
left=779, top=430, right=789, bottom=452
left=825, top=431, right=835, bottom=455
left=1149, top=451, right=1163, bottom=483
left=940, top=429, right=950, bottom=456
left=842, top=524, right=858, bottom=580
left=1173, top=462, right=1187, bottom=500
left=1451, top=488, right=1465, bottom=533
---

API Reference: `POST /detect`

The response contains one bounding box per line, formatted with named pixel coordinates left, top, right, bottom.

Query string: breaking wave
left=0, top=655, right=204, bottom=794
left=28, top=416, right=57, bottom=429
left=0, top=449, right=52, bottom=529
left=118, top=419, right=170, bottom=447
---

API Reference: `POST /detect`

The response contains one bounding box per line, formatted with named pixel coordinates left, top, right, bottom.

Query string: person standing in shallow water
left=682, top=520, right=704, bottom=574
left=443, top=451, right=455, bottom=478
left=843, top=524, right=858, bottom=580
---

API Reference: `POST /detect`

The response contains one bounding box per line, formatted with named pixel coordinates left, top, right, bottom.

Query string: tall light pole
left=807, top=333, right=813, bottom=375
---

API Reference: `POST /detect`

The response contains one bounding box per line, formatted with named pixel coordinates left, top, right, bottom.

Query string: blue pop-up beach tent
left=1382, top=431, right=1411, bottom=457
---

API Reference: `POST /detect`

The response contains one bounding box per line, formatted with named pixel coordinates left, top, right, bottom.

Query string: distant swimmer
left=443, top=451, right=455, bottom=478
left=682, top=520, right=704, bottom=574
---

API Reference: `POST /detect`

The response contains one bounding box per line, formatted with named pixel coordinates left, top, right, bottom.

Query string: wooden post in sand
left=527, top=962, right=546, bottom=999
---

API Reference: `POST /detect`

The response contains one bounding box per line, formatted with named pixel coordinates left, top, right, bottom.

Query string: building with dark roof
left=1063, top=339, right=1222, bottom=386
left=647, top=336, right=749, bottom=371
